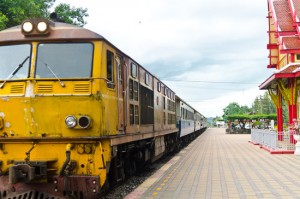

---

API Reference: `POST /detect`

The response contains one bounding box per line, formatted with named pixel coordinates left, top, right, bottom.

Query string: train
left=0, top=16, right=207, bottom=199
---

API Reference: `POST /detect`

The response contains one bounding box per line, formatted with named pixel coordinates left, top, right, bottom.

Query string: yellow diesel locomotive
left=0, top=18, right=206, bottom=198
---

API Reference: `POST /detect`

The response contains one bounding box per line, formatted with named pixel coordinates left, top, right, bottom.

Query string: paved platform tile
left=126, top=128, right=300, bottom=199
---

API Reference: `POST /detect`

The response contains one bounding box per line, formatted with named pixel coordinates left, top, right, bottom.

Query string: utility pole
left=259, top=96, right=263, bottom=114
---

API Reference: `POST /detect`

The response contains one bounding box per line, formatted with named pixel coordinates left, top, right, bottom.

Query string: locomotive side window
left=167, top=99, right=175, bottom=112
left=130, top=104, right=134, bottom=125
left=131, top=63, right=137, bottom=78
left=129, top=79, right=133, bottom=100
left=129, top=79, right=139, bottom=101
left=134, top=105, right=139, bottom=124
left=168, top=113, right=171, bottom=124
left=133, top=81, right=139, bottom=101
left=0, top=44, right=31, bottom=79
left=157, top=82, right=161, bottom=92
left=145, top=73, right=150, bottom=85
left=106, top=50, right=114, bottom=82
left=129, top=103, right=139, bottom=126
left=36, top=43, right=93, bottom=78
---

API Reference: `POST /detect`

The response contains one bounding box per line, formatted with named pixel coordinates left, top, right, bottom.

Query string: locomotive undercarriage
left=0, top=140, right=107, bottom=199
left=0, top=175, right=101, bottom=199
left=107, top=133, right=179, bottom=188
left=1, top=158, right=102, bottom=199
left=108, top=140, right=152, bottom=187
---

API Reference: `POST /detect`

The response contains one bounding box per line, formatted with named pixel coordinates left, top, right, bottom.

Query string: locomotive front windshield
left=35, top=43, right=93, bottom=78
left=0, top=44, right=31, bottom=80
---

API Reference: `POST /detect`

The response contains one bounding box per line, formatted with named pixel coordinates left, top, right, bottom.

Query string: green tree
left=223, top=102, right=250, bottom=117
left=252, top=91, right=276, bottom=115
left=54, top=4, right=88, bottom=27
left=223, top=102, right=241, bottom=116
left=240, top=105, right=251, bottom=114
left=0, top=0, right=88, bottom=31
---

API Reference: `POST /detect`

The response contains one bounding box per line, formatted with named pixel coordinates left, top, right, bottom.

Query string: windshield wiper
left=0, top=56, right=30, bottom=89
left=43, top=63, right=65, bottom=87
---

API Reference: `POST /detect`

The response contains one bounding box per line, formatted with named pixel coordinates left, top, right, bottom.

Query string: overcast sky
left=56, top=0, right=272, bottom=117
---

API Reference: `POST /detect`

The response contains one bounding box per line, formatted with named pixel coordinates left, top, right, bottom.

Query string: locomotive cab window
left=0, top=44, right=31, bottom=80
left=35, top=43, right=93, bottom=78
left=107, top=50, right=114, bottom=82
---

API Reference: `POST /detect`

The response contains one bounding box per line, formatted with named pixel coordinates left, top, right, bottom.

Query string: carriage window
left=0, top=44, right=31, bottom=80
left=36, top=43, right=93, bottom=78
left=106, top=50, right=114, bottom=82
left=131, top=63, right=137, bottom=78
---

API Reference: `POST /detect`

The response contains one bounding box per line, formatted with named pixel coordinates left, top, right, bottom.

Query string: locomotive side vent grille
left=10, top=84, right=25, bottom=94
left=74, top=83, right=90, bottom=93
left=37, top=84, right=53, bottom=93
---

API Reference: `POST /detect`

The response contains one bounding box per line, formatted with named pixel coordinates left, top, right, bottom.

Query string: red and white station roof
left=260, top=0, right=300, bottom=89
left=270, top=0, right=300, bottom=52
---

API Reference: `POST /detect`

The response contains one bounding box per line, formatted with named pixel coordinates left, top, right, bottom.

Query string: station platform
left=125, top=128, right=300, bottom=199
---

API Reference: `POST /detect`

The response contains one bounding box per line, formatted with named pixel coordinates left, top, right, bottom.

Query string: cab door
left=116, top=55, right=125, bottom=132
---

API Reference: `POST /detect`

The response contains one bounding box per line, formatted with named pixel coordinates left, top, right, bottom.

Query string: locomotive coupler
left=9, top=161, right=47, bottom=184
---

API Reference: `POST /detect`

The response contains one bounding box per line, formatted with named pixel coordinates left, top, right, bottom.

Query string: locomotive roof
left=0, top=20, right=165, bottom=83
left=0, top=22, right=105, bottom=43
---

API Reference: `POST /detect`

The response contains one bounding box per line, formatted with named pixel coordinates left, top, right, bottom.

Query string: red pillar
left=277, top=107, right=283, bottom=141
left=289, top=104, right=297, bottom=143
left=287, top=79, right=297, bottom=143
left=276, top=90, right=283, bottom=141
left=290, top=104, right=297, bottom=122
left=288, top=79, right=297, bottom=123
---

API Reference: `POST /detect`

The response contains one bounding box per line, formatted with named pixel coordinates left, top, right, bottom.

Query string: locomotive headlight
left=37, top=21, right=48, bottom=32
left=65, top=115, right=77, bottom=128
left=22, top=21, right=34, bottom=33
left=21, top=19, right=53, bottom=36
left=78, top=116, right=92, bottom=129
